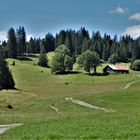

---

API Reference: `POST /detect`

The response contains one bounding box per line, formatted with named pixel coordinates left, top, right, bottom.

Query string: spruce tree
left=27, top=37, right=35, bottom=53
left=0, top=48, right=15, bottom=89
left=17, top=26, right=26, bottom=55
left=65, top=32, right=72, bottom=54
left=45, top=33, right=55, bottom=52
left=38, top=40, right=48, bottom=67
left=7, top=28, right=17, bottom=58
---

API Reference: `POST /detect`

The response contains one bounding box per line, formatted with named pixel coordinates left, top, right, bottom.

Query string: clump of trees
left=77, top=50, right=101, bottom=75
left=130, top=60, right=140, bottom=71
left=51, top=45, right=73, bottom=74
left=5, top=26, right=26, bottom=58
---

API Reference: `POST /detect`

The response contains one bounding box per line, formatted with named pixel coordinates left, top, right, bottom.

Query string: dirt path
left=123, top=80, right=140, bottom=89
left=0, top=123, right=23, bottom=135
left=48, top=104, right=60, bottom=113
left=123, top=75, right=140, bottom=89
left=65, top=97, right=115, bottom=113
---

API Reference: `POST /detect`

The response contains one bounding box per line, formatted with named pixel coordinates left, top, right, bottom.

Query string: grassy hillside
left=0, top=53, right=140, bottom=139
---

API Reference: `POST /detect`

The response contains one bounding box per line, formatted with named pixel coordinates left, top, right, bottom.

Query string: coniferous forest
left=1, top=26, right=140, bottom=62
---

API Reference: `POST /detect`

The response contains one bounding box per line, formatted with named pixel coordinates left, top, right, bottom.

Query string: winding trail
left=65, top=97, right=115, bottom=113
left=123, top=75, right=140, bottom=89
left=0, top=123, right=23, bottom=135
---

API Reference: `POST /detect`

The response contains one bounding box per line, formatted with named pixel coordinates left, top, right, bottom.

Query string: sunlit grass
left=0, top=55, right=140, bottom=139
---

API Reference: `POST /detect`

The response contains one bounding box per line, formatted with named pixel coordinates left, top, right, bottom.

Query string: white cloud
left=110, top=7, right=129, bottom=14
left=26, top=33, right=33, bottom=41
left=122, top=25, right=140, bottom=38
left=0, top=31, right=7, bottom=42
left=129, top=13, right=140, bottom=21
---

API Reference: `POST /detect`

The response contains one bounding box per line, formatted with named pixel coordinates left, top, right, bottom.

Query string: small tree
left=51, top=53, right=65, bottom=74
left=7, top=28, right=17, bottom=58
left=51, top=45, right=73, bottom=74
left=38, top=41, right=48, bottom=67
left=38, top=53, right=48, bottom=67
left=77, top=50, right=101, bottom=75
left=108, top=53, right=120, bottom=65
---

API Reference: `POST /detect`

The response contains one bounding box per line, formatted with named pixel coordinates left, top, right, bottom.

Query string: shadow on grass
left=55, top=71, right=81, bottom=75
left=85, top=73, right=109, bottom=76
left=16, top=56, right=33, bottom=61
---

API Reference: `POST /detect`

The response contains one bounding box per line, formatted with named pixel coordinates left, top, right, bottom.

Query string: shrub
left=12, top=61, right=15, bottom=66
left=130, top=60, right=140, bottom=71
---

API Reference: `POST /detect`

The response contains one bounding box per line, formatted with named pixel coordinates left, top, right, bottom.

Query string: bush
left=12, top=61, right=15, bottom=66
left=38, top=53, right=48, bottom=67
left=130, top=60, right=140, bottom=71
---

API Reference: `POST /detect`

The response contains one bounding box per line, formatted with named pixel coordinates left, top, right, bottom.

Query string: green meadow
left=0, top=53, right=140, bottom=139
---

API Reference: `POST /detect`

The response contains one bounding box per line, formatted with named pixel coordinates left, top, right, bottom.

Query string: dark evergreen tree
left=132, top=40, right=140, bottom=60
left=34, top=38, right=41, bottom=53
left=16, top=26, right=26, bottom=55
left=65, top=31, right=73, bottom=54
left=7, top=28, right=17, bottom=58
left=0, top=51, right=15, bottom=89
left=27, top=37, right=35, bottom=53
left=55, top=30, right=66, bottom=48
left=38, top=40, right=48, bottom=67
left=45, top=33, right=55, bottom=52
left=81, top=38, right=88, bottom=53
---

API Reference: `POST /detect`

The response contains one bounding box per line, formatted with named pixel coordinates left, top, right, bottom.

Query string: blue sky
left=0, top=0, right=140, bottom=40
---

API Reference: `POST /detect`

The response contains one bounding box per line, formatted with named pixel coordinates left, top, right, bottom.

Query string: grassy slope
left=0, top=53, right=140, bottom=139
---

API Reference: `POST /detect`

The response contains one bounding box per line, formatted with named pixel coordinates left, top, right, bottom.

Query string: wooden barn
left=103, top=64, right=129, bottom=74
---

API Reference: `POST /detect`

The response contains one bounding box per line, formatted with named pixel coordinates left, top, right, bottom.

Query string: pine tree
left=17, top=26, right=26, bottom=55
left=45, top=33, right=55, bottom=52
left=55, top=30, right=66, bottom=48
left=7, top=28, right=17, bottom=58
left=27, top=37, right=35, bottom=53
left=81, top=38, right=88, bottom=53
left=38, top=40, right=48, bottom=67
left=65, top=32, right=73, bottom=54
left=0, top=49, right=15, bottom=89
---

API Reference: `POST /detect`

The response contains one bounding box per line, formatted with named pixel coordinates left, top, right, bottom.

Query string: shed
left=103, top=64, right=129, bottom=74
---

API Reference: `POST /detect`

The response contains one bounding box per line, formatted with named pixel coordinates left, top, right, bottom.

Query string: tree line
left=1, top=26, right=140, bottom=62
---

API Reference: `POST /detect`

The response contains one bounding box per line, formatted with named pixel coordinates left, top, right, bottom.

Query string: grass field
left=0, top=53, right=140, bottom=139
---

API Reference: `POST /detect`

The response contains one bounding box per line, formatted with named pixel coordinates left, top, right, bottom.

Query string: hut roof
left=107, top=64, right=129, bottom=71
